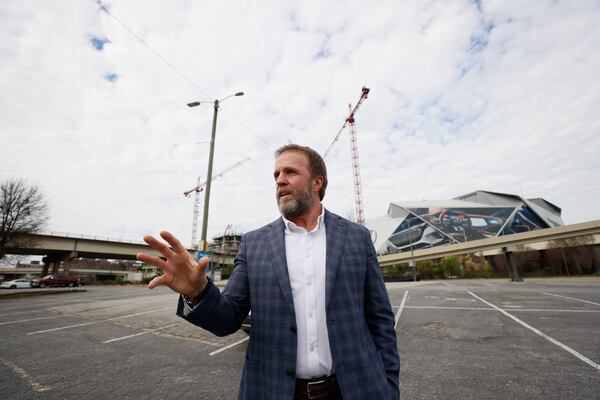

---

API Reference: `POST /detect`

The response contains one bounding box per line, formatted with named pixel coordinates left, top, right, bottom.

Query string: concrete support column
left=51, top=261, right=60, bottom=274
left=503, top=247, right=522, bottom=282
left=591, top=245, right=600, bottom=275
left=41, top=257, right=50, bottom=276
left=41, top=253, right=70, bottom=276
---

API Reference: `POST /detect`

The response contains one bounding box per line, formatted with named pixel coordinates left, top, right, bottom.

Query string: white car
left=0, top=279, right=32, bottom=289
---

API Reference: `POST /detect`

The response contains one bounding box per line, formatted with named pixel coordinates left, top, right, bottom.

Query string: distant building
left=366, top=190, right=563, bottom=255
left=208, top=231, right=242, bottom=272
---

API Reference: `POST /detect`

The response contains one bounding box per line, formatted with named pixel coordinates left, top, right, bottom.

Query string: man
left=137, top=144, right=400, bottom=400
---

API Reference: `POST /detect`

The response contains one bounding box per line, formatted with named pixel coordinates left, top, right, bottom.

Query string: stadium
left=366, top=190, right=564, bottom=256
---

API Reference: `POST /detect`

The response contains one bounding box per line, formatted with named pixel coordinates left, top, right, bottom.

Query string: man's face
left=274, top=150, right=315, bottom=219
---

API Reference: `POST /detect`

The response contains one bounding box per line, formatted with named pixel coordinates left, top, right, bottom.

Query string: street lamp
left=187, top=91, right=244, bottom=252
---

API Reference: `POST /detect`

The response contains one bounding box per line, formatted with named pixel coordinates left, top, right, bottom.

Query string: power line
left=92, top=0, right=271, bottom=148
left=221, top=109, right=271, bottom=147
left=93, top=0, right=211, bottom=101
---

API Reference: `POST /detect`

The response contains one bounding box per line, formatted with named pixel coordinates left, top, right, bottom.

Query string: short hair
left=275, top=144, right=328, bottom=200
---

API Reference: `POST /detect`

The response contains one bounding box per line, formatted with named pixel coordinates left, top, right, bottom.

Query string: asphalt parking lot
left=0, top=278, right=599, bottom=399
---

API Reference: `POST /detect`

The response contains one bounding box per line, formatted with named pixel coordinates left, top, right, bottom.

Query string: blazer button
left=290, top=326, right=297, bottom=334
left=286, top=370, right=295, bottom=377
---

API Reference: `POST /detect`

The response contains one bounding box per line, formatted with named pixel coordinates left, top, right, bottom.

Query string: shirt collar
left=282, top=204, right=325, bottom=234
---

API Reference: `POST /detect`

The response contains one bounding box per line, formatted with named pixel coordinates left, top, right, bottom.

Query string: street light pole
left=409, top=226, right=417, bottom=282
left=201, top=99, right=219, bottom=251
left=187, top=91, right=244, bottom=252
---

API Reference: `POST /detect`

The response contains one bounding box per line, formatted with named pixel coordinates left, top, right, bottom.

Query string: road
left=0, top=278, right=599, bottom=399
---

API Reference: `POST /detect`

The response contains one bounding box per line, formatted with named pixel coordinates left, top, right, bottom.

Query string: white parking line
left=403, top=305, right=600, bottom=313
left=0, top=316, right=62, bottom=326
left=0, top=309, right=51, bottom=317
left=509, top=308, right=600, bottom=313
left=405, top=305, right=493, bottom=311
left=209, top=337, right=250, bottom=356
left=542, top=292, right=600, bottom=307
left=441, top=281, right=452, bottom=287
left=0, top=299, right=85, bottom=312
left=0, top=355, right=49, bottom=392
left=469, top=291, right=600, bottom=370
left=103, top=323, right=179, bottom=343
left=26, top=307, right=173, bottom=335
left=394, top=291, right=409, bottom=329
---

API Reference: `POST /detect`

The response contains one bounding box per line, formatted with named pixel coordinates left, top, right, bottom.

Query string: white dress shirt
left=282, top=205, right=333, bottom=379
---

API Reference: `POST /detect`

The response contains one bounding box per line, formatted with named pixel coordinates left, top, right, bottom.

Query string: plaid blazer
left=177, top=210, right=400, bottom=400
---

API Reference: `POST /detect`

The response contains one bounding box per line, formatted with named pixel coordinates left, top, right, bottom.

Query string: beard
left=277, top=183, right=313, bottom=219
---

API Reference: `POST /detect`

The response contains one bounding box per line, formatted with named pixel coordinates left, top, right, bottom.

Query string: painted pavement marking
left=469, top=291, right=600, bottom=370
left=0, top=355, right=50, bottom=392
left=26, top=307, right=173, bottom=335
left=0, top=309, right=52, bottom=317
left=209, top=336, right=250, bottom=356
left=403, top=305, right=600, bottom=313
left=0, top=316, right=63, bottom=326
left=103, top=323, right=179, bottom=343
left=394, top=291, right=409, bottom=329
left=542, top=292, right=600, bottom=307
left=0, top=299, right=85, bottom=312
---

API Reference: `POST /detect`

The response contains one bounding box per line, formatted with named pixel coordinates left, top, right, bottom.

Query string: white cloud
left=0, top=0, right=598, bottom=248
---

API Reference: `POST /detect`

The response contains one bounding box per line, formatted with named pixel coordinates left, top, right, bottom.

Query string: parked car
left=384, top=270, right=421, bottom=282
left=39, top=274, right=83, bottom=288
left=0, top=279, right=32, bottom=289
left=241, top=312, right=252, bottom=335
left=393, top=273, right=421, bottom=282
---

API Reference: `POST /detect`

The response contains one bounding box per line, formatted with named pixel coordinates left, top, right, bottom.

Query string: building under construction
left=208, top=226, right=242, bottom=278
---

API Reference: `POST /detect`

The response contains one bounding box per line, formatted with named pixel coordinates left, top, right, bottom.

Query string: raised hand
left=136, top=231, right=208, bottom=300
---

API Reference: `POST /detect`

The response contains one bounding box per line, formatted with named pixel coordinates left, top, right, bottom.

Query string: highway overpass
left=4, top=232, right=194, bottom=276
left=4, top=220, right=599, bottom=280
left=378, top=220, right=600, bottom=280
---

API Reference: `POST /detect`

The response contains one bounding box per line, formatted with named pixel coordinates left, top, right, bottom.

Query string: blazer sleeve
left=176, top=235, right=251, bottom=337
left=362, top=227, right=401, bottom=397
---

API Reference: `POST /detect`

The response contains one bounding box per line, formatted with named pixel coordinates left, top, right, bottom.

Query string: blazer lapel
left=325, top=210, right=348, bottom=308
left=265, top=218, right=295, bottom=312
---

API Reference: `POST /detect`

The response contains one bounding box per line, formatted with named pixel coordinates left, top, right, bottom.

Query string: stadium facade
left=366, top=190, right=564, bottom=255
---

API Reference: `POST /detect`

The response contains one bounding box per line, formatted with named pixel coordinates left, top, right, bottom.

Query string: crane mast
left=348, top=103, right=365, bottom=224
left=190, top=176, right=202, bottom=248
left=324, top=87, right=370, bottom=225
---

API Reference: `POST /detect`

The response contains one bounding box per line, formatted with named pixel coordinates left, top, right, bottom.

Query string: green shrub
left=416, top=260, right=436, bottom=279
left=462, top=258, right=479, bottom=278
left=480, top=260, right=494, bottom=278
left=440, top=256, right=462, bottom=278
left=221, top=265, right=233, bottom=279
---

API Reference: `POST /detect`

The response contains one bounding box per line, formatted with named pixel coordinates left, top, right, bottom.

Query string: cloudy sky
left=1, top=0, right=599, bottom=248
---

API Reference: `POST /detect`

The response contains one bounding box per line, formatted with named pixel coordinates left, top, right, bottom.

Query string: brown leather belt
left=295, top=374, right=338, bottom=399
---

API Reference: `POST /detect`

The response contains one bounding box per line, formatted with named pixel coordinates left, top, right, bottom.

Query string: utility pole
left=187, top=92, right=244, bottom=251
left=201, top=99, right=220, bottom=251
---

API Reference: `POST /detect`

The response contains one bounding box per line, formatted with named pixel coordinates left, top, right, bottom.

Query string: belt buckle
left=307, top=378, right=327, bottom=400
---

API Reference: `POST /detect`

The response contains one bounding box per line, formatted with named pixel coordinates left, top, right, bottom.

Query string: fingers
left=147, top=275, right=166, bottom=289
left=160, top=231, right=188, bottom=254
left=143, top=235, right=175, bottom=258
left=136, top=253, right=167, bottom=270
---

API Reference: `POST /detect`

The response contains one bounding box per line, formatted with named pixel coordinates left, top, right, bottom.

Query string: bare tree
left=0, top=179, right=48, bottom=260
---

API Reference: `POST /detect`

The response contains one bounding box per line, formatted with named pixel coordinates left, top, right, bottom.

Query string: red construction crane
left=184, top=157, right=250, bottom=248
left=323, top=87, right=370, bottom=224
